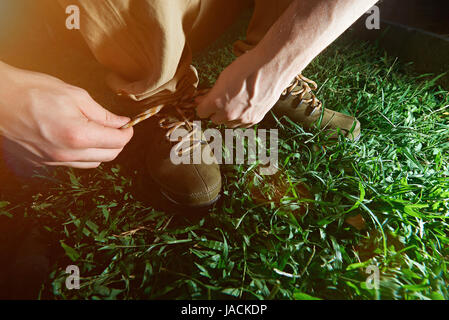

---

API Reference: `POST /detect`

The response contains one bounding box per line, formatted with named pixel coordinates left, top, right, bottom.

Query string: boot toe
left=148, top=158, right=222, bottom=208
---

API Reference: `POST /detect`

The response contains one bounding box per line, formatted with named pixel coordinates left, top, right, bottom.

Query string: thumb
left=194, top=95, right=206, bottom=105
left=196, top=94, right=216, bottom=119
left=77, top=94, right=130, bottom=128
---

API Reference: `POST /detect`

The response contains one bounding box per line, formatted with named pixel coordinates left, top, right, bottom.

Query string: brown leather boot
left=272, top=74, right=361, bottom=141
left=136, top=105, right=221, bottom=208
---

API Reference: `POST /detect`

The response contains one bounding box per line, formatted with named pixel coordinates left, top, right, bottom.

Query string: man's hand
left=0, top=62, right=133, bottom=168
left=196, top=49, right=290, bottom=128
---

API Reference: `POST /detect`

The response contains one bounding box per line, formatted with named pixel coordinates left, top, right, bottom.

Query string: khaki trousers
left=55, top=0, right=295, bottom=106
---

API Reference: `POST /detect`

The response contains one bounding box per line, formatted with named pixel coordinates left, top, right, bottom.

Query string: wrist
left=249, top=42, right=310, bottom=93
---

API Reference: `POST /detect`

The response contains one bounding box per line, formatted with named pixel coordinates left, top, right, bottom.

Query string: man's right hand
left=0, top=62, right=133, bottom=169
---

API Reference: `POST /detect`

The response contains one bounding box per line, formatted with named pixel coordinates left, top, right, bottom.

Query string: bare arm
left=256, top=0, right=379, bottom=90
left=197, top=0, right=379, bottom=127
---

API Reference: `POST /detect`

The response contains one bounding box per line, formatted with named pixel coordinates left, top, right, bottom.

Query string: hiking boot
left=271, top=74, right=361, bottom=141
left=132, top=104, right=221, bottom=208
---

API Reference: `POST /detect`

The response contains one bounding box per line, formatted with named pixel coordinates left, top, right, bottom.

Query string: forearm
left=253, top=0, right=379, bottom=83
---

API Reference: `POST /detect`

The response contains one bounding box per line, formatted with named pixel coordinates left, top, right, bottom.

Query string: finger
left=194, top=95, right=206, bottom=105
left=77, top=93, right=130, bottom=128
left=74, top=121, right=134, bottom=149
left=47, top=148, right=123, bottom=163
left=43, top=161, right=101, bottom=169
left=229, top=123, right=254, bottom=129
left=210, top=112, right=236, bottom=126
left=226, top=120, right=245, bottom=129
left=196, top=97, right=217, bottom=119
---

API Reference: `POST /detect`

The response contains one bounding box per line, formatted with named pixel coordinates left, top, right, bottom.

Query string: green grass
left=1, top=22, right=449, bottom=300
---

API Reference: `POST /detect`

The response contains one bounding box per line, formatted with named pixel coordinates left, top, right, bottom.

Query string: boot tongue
left=162, top=113, right=181, bottom=123
left=299, top=91, right=321, bottom=115
left=157, top=109, right=204, bottom=157
left=284, top=88, right=320, bottom=116
left=281, top=74, right=322, bottom=115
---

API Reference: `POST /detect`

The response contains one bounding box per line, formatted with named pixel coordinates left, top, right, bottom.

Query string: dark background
left=380, top=0, right=449, bottom=36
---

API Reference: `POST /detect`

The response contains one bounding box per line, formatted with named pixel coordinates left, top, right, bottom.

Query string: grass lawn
left=1, top=17, right=448, bottom=300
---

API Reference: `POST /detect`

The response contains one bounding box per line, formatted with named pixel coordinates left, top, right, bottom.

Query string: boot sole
left=145, top=148, right=221, bottom=209
left=160, top=189, right=221, bottom=208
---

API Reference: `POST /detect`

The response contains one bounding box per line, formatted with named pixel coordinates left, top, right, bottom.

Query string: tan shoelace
left=121, top=89, right=209, bottom=155
left=282, top=74, right=322, bottom=113
left=121, top=74, right=320, bottom=152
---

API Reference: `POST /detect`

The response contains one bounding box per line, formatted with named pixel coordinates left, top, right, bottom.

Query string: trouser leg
left=1, top=0, right=255, bottom=109
left=234, top=0, right=295, bottom=56
left=189, top=0, right=252, bottom=53
left=56, top=0, right=250, bottom=107
left=56, top=0, right=202, bottom=106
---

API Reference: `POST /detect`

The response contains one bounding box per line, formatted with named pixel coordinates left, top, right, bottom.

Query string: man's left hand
left=196, top=50, right=291, bottom=128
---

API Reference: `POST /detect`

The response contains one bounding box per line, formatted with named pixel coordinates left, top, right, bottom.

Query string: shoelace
left=282, top=74, right=322, bottom=114
left=121, top=74, right=320, bottom=152
left=121, top=88, right=209, bottom=155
